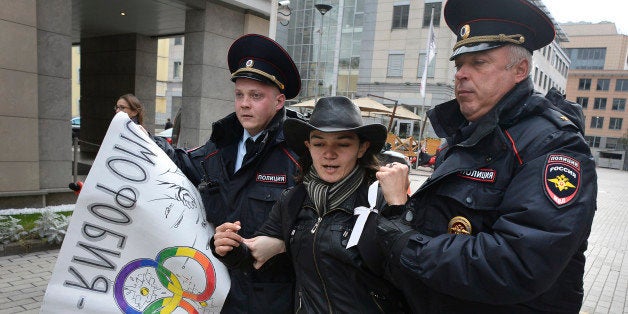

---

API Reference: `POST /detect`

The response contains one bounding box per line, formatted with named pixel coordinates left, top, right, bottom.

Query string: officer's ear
left=275, top=91, right=286, bottom=111
left=513, top=58, right=529, bottom=83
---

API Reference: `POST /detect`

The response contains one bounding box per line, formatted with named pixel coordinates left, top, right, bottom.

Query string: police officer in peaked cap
left=358, top=0, right=597, bottom=312
left=155, top=34, right=303, bottom=313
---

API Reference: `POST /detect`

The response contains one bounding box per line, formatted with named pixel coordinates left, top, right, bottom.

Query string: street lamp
left=314, top=4, right=332, bottom=103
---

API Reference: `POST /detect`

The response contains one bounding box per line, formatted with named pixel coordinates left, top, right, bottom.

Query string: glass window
left=593, top=98, right=607, bottom=110
left=609, top=118, right=623, bottom=130
left=605, top=137, right=618, bottom=149
left=423, top=2, right=442, bottom=27
left=576, top=97, right=589, bottom=109
left=578, top=78, right=591, bottom=90
left=387, top=53, right=404, bottom=77
left=590, top=116, right=604, bottom=129
left=418, top=52, right=436, bottom=78
left=585, top=136, right=601, bottom=148
left=616, top=79, right=628, bottom=91
left=612, top=98, right=626, bottom=111
left=597, top=79, right=610, bottom=91
left=173, top=61, right=182, bottom=79
left=565, top=48, right=606, bottom=69
left=392, top=5, right=409, bottom=29
left=174, top=37, right=183, bottom=45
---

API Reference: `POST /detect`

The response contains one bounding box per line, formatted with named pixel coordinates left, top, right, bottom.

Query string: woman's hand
left=377, top=162, right=410, bottom=205
left=213, top=221, right=243, bottom=256
left=243, top=236, right=286, bottom=269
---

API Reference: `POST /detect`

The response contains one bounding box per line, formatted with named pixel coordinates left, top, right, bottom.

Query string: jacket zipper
left=295, top=290, right=303, bottom=313
left=311, top=214, right=332, bottom=313
left=369, top=291, right=385, bottom=313
left=310, top=217, right=322, bottom=233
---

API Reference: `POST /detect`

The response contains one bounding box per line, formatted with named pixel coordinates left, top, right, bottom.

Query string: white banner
left=41, top=112, right=230, bottom=313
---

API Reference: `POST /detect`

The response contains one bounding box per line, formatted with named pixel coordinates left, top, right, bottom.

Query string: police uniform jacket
left=387, top=78, right=597, bottom=313
left=249, top=180, right=407, bottom=313
left=156, top=107, right=300, bottom=313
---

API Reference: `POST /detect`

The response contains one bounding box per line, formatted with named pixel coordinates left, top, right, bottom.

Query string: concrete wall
left=0, top=0, right=40, bottom=193
left=79, top=34, right=157, bottom=153
left=178, top=2, right=249, bottom=148
left=0, top=0, right=74, bottom=208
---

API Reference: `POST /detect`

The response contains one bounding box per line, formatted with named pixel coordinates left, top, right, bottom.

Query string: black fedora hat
left=284, top=96, right=387, bottom=157
left=228, top=34, right=301, bottom=99
left=445, top=0, right=555, bottom=60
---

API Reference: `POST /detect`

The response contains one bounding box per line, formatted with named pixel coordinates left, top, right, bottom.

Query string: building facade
left=0, top=0, right=276, bottom=208
left=355, top=0, right=568, bottom=139
left=156, top=36, right=184, bottom=129
left=561, top=22, right=628, bottom=170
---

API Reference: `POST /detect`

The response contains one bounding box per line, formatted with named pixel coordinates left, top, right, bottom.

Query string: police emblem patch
left=544, top=154, right=580, bottom=207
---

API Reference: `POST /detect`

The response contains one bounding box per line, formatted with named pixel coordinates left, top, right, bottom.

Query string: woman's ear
left=358, top=141, right=370, bottom=158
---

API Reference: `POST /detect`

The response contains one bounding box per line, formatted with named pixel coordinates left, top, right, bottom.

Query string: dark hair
left=295, top=136, right=380, bottom=184
left=119, top=93, right=144, bottom=125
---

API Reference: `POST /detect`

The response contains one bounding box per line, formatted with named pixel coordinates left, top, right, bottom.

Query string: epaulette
left=541, top=107, right=579, bottom=132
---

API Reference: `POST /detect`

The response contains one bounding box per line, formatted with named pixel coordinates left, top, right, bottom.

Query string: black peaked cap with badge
left=444, top=0, right=556, bottom=60
left=228, top=34, right=301, bottom=99
left=284, top=96, right=387, bottom=157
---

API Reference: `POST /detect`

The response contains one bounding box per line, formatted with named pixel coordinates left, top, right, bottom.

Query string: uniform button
left=266, top=194, right=271, bottom=199
left=405, top=211, right=414, bottom=222
left=465, top=197, right=472, bottom=204
left=485, top=156, right=492, bottom=162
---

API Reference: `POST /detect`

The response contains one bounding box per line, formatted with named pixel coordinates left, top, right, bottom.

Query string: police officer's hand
left=243, top=236, right=286, bottom=269
left=213, top=221, right=243, bottom=256
left=358, top=214, right=414, bottom=275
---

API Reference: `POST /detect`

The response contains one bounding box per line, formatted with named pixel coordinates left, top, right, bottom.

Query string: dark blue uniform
left=156, top=33, right=303, bottom=313
left=385, top=79, right=597, bottom=313
left=156, top=108, right=301, bottom=313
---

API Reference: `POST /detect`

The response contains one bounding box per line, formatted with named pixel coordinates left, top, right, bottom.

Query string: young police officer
left=362, top=0, right=597, bottom=312
left=155, top=34, right=301, bottom=313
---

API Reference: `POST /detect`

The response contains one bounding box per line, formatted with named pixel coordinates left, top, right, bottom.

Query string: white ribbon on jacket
left=346, top=181, right=379, bottom=248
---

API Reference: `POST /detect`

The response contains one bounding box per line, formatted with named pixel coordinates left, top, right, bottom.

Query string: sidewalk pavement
left=0, top=167, right=626, bottom=313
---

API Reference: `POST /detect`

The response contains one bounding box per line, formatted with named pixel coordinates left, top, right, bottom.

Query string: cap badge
left=245, top=59, right=254, bottom=68
left=448, top=216, right=471, bottom=235
left=460, top=24, right=471, bottom=40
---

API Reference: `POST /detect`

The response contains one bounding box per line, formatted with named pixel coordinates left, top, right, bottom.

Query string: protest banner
left=41, top=112, right=230, bottom=313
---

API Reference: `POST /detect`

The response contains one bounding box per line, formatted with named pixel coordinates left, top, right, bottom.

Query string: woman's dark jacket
left=221, top=180, right=408, bottom=313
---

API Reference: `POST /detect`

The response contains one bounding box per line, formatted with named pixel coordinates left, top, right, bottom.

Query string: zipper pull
left=310, top=217, right=322, bottom=234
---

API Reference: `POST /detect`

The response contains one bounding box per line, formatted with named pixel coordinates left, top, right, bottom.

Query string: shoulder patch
left=544, top=154, right=580, bottom=207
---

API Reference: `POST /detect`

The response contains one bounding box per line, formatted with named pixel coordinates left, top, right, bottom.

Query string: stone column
left=80, top=34, right=157, bottom=154
left=37, top=0, right=72, bottom=190
left=0, top=1, right=40, bottom=194
left=178, top=2, right=246, bottom=148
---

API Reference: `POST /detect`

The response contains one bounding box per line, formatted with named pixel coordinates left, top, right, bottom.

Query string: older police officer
left=360, top=0, right=597, bottom=312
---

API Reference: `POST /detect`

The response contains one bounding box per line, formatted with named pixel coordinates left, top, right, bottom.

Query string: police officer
left=155, top=34, right=302, bottom=313
left=359, top=0, right=597, bottom=312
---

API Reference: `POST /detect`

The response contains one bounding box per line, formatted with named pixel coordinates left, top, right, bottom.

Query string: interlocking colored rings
left=114, top=246, right=216, bottom=313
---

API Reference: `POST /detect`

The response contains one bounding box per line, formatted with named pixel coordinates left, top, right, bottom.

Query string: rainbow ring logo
left=114, top=246, right=216, bottom=313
